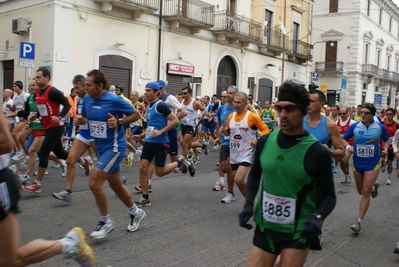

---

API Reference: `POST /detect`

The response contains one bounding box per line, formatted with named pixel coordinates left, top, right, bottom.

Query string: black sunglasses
left=339, top=113, right=347, bottom=115
left=181, top=92, right=188, bottom=95
left=360, top=111, right=371, bottom=115
left=275, top=104, right=298, bottom=113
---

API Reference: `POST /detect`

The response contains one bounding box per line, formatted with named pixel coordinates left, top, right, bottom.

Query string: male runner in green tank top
left=239, top=82, right=336, bottom=267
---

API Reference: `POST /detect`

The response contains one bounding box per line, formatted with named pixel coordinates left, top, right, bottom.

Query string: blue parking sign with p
left=20, top=42, right=35, bottom=60
left=312, top=73, right=318, bottom=82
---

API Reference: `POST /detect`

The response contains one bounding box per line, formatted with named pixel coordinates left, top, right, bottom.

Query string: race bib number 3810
left=262, top=192, right=296, bottom=224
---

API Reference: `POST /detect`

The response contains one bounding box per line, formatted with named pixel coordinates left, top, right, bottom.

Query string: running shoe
left=213, top=144, right=219, bottom=150
left=213, top=182, right=226, bottom=191
left=64, top=227, right=95, bottom=267
left=187, top=149, right=193, bottom=159
left=134, top=184, right=152, bottom=193
left=135, top=197, right=151, bottom=207
left=81, top=156, right=91, bottom=176
left=177, top=156, right=188, bottom=174
left=203, top=141, right=209, bottom=155
left=173, top=167, right=180, bottom=173
left=387, top=178, right=391, bottom=185
left=8, top=164, right=20, bottom=176
left=394, top=242, right=399, bottom=254
left=380, top=163, right=386, bottom=173
left=371, top=181, right=380, bottom=198
left=333, top=166, right=339, bottom=173
left=134, top=150, right=142, bottom=163
left=53, top=189, right=72, bottom=203
left=221, top=192, right=235, bottom=204
left=20, top=174, right=30, bottom=186
left=121, top=176, right=127, bottom=185
left=89, top=220, right=114, bottom=239
left=193, top=156, right=200, bottom=164
left=125, top=153, right=133, bottom=169
left=52, top=162, right=61, bottom=169
left=197, top=148, right=202, bottom=154
left=11, top=151, right=24, bottom=161
left=346, top=174, right=351, bottom=184
left=22, top=181, right=42, bottom=193
left=350, top=219, right=362, bottom=234
left=216, top=162, right=219, bottom=167
left=61, top=162, right=67, bottom=177
left=127, top=209, right=146, bottom=232
left=34, top=170, right=48, bottom=176
left=19, top=157, right=29, bottom=166
left=187, top=158, right=196, bottom=177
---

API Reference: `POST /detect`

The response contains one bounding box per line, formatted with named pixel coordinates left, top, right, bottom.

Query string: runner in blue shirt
left=343, top=103, right=389, bottom=235
left=76, top=69, right=146, bottom=239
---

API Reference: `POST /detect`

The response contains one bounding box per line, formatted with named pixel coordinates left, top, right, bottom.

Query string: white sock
left=100, top=214, right=111, bottom=224
left=60, top=237, right=76, bottom=254
left=219, top=177, right=225, bottom=185
left=129, top=205, right=140, bottom=216
left=148, top=179, right=152, bottom=186
left=387, top=173, right=391, bottom=178
left=356, top=218, right=362, bottom=224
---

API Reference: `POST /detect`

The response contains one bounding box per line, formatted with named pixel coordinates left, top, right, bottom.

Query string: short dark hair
left=37, top=68, right=51, bottom=81
left=386, top=108, right=395, bottom=114
left=330, top=105, right=339, bottom=110
left=72, top=74, right=85, bottom=85
left=182, top=86, right=192, bottom=94
left=86, top=69, right=108, bottom=89
left=309, top=90, right=326, bottom=103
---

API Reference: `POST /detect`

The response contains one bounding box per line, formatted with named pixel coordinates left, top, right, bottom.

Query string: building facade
left=0, top=0, right=313, bottom=105
left=312, top=0, right=399, bottom=109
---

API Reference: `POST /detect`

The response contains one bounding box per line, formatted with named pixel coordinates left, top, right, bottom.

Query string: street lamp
left=309, top=40, right=334, bottom=57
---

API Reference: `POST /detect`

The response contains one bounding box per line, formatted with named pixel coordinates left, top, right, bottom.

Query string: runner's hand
left=239, top=202, right=254, bottom=230
left=301, top=215, right=320, bottom=242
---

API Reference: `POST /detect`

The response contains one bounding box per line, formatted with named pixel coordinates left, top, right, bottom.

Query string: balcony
left=379, top=68, right=390, bottom=80
left=212, top=11, right=262, bottom=45
left=288, top=40, right=312, bottom=63
left=258, top=30, right=290, bottom=56
left=315, top=61, right=344, bottom=73
left=390, top=71, right=399, bottom=83
left=163, top=0, right=214, bottom=30
left=362, top=64, right=379, bottom=76
left=94, top=0, right=158, bottom=16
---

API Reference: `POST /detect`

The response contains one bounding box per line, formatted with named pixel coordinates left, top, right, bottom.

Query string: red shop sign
left=167, top=63, right=194, bottom=76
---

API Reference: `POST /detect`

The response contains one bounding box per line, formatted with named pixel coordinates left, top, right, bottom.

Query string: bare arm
left=0, top=111, right=14, bottom=154
left=327, top=119, right=345, bottom=160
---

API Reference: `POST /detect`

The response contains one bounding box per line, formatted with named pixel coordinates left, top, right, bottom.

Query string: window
left=292, top=22, right=300, bottom=53
left=364, top=43, right=369, bottom=64
left=329, top=0, right=338, bottom=13
left=390, top=17, right=393, bottom=32
left=367, top=0, right=371, bottom=16
left=387, top=55, right=391, bottom=70
left=377, top=50, right=381, bottom=67
left=379, top=8, right=383, bottom=25
left=396, top=59, right=399, bottom=72
left=227, top=0, right=236, bottom=15
left=264, top=10, right=273, bottom=45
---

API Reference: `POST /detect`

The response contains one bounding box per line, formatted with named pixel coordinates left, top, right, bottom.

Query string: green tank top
left=254, top=130, right=318, bottom=238
left=261, top=109, right=274, bottom=129
left=27, top=94, right=43, bottom=130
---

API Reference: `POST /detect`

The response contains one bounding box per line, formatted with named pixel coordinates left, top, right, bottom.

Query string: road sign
left=374, top=93, right=382, bottom=105
left=312, top=73, right=318, bottom=82
left=19, top=41, right=35, bottom=68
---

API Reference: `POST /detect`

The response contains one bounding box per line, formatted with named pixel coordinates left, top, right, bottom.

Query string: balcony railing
left=262, top=29, right=288, bottom=50
left=290, top=40, right=312, bottom=58
left=379, top=68, right=390, bottom=80
left=391, top=71, right=399, bottom=82
left=315, top=61, right=344, bottom=72
left=362, top=64, right=379, bottom=76
left=163, top=0, right=214, bottom=27
left=94, top=0, right=159, bottom=12
left=212, top=11, right=262, bottom=41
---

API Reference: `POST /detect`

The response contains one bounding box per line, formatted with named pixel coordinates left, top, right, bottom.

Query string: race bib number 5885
left=262, top=192, right=296, bottom=224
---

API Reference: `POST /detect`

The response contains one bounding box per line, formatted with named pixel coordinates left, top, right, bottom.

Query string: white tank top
left=181, top=99, right=197, bottom=127
left=229, top=110, right=257, bottom=164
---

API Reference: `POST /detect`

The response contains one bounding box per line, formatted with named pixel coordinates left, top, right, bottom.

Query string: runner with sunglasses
left=239, top=81, right=336, bottom=267
left=343, top=103, right=389, bottom=234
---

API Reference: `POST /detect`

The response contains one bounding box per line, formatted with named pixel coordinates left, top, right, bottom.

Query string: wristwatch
left=118, top=118, right=124, bottom=126
left=313, top=213, right=323, bottom=224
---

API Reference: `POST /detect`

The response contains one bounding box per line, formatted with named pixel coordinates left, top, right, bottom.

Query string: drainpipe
left=157, top=0, right=163, bottom=80
left=281, top=0, right=287, bottom=84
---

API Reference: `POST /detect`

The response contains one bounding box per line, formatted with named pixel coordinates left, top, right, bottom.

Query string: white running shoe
left=64, top=227, right=95, bottom=267
left=89, top=220, right=114, bottom=239
left=221, top=192, right=235, bottom=204
left=127, top=209, right=146, bottom=232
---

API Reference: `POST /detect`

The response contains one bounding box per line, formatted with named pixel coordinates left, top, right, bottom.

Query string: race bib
left=37, top=104, right=48, bottom=116
left=262, top=192, right=296, bottom=224
left=356, top=144, right=374, bottom=158
left=230, top=140, right=241, bottom=151
left=146, top=126, right=155, bottom=139
left=89, top=121, right=107, bottom=138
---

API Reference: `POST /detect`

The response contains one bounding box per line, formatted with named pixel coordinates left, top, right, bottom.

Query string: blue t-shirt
left=343, top=119, right=389, bottom=165
left=81, top=91, right=134, bottom=154
left=77, top=96, right=92, bottom=139
left=218, top=103, right=235, bottom=146
left=146, top=100, right=171, bottom=143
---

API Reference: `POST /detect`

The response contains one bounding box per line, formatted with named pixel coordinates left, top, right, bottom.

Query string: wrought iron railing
left=118, top=0, right=158, bottom=10
left=315, top=61, right=344, bottom=72
left=262, top=29, right=288, bottom=49
left=212, top=10, right=262, bottom=41
left=290, top=40, right=312, bottom=57
left=163, top=0, right=214, bottom=27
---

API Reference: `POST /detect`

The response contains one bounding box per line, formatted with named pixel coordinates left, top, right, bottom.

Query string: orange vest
left=67, top=95, right=78, bottom=117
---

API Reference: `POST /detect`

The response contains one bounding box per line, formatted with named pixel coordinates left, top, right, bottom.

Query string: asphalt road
left=14, top=148, right=399, bottom=267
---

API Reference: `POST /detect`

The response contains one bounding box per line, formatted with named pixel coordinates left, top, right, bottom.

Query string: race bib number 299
left=262, top=192, right=296, bottom=224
